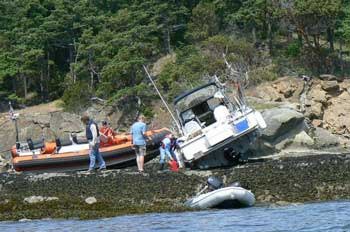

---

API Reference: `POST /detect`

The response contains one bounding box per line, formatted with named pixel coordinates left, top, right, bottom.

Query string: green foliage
left=249, top=64, right=278, bottom=85
left=158, top=46, right=209, bottom=99
left=7, top=93, right=25, bottom=105
left=202, top=35, right=257, bottom=66
left=62, top=81, right=91, bottom=113
left=186, top=2, right=219, bottom=42
left=286, top=41, right=302, bottom=57
left=0, top=0, right=350, bottom=112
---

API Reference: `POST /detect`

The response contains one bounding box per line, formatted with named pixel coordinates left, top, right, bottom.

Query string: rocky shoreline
left=1, top=75, right=350, bottom=221
left=1, top=153, right=350, bottom=221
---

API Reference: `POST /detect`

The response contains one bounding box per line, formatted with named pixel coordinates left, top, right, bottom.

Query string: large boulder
left=260, top=107, right=305, bottom=142
left=321, top=81, right=339, bottom=92
left=307, top=83, right=328, bottom=104
left=312, top=127, right=339, bottom=148
left=323, top=91, right=350, bottom=135
left=304, top=101, right=323, bottom=119
left=250, top=107, right=307, bottom=156
left=319, top=74, right=338, bottom=81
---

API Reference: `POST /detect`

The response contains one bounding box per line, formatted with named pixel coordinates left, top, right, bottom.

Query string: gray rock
left=313, top=127, right=339, bottom=148
left=18, top=218, right=32, bottom=222
left=321, top=81, right=339, bottom=92
left=26, top=173, right=70, bottom=182
left=307, top=84, right=328, bottom=104
left=305, top=102, right=323, bottom=119
left=261, top=107, right=305, bottom=142
left=293, top=131, right=314, bottom=146
left=24, top=196, right=45, bottom=204
left=85, top=197, right=97, bottom=204
left=319, top=74, right=338, bottom=81
left=32, top=114, right=51, bottom=127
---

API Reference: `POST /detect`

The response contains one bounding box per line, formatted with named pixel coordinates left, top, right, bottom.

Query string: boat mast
left=142, top=65, right=183, bottom=135
left=9, top=102, right=20, bottom=149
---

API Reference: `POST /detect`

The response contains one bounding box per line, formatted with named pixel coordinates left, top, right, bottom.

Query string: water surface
left=1, top=201, right=349, bottom=232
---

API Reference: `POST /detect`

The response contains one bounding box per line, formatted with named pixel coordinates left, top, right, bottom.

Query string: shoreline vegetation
left=1, top=1, right=350, bottom=113
left=1, top=153, right=350, bottom=221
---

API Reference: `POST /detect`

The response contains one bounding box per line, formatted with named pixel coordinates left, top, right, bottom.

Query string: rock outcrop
left=248, top=76, right=350, bottom=154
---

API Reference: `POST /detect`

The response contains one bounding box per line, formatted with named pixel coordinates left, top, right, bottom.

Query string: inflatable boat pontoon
left=185, top=176, right=255, bottom=209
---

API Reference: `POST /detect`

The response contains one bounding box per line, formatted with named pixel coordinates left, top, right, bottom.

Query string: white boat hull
left=185, top=186, right=255, bottom=209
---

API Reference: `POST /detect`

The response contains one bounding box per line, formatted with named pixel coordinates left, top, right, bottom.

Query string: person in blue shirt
left=159, top=134, right=177, bottom=171
left=130, top=115, right=147, bottom=173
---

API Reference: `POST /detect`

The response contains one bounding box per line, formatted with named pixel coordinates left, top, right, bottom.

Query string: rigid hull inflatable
left=11, top=128, right=170, bottom=172
left=185, top=186, right=255, bottom=209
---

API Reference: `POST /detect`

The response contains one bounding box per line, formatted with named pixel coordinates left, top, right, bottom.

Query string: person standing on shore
left=81, top=115, right=106, bottom=172
left=131, top=115, right=147, bottom=173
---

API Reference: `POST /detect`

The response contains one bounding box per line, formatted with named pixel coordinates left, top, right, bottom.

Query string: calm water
left=1, top=201, right=350, bottom=232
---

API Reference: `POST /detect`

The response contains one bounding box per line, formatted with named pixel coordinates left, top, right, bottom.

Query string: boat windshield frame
left=174, top=82, right=223, bottom=126
left=174, top=82, right=220, bottom=111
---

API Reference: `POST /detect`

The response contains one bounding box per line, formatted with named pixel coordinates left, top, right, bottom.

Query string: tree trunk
left=69, top=46, right=75, bottom=83
left=327, top=28, right=334, bottom=52
left=40, top=68, right=44, bottom=102
left=339, top=40, right=344, bottom=75
left=47, top=51, right=50, bottom=98
left=313, top=35, right=320, bottom=50
left=297, top=32, right=303, bottom=47
left=267, top=21, right=273, bottom=55
left=286, top=28, right=293, bottom=43
left=164, top=27, right=171, bottom=54
left=90, top=70, right=94, bottom=90
left=252, top=26, right=256, bottom=44
left=22, top=73, right=27, bottom=99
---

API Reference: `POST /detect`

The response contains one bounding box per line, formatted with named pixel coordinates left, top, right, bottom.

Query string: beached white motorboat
left=143, top=61, right=266, bottom=170
left=185, top=176, right=255, bottom=209
left=173, top=80, right=266, bottom=169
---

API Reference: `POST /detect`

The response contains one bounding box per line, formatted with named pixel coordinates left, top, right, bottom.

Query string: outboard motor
left=207, top=176, right=223, bottom=190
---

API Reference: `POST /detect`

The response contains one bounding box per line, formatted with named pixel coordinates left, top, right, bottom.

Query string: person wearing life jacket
left=159, top=134, right=177, bottom=171
left=81, top=114, right=106, bottom=172
left=99, top=120, right=116, bottom=146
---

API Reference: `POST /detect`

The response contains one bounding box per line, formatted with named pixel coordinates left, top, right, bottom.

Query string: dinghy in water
left=185, top=176, right=255, bottom=209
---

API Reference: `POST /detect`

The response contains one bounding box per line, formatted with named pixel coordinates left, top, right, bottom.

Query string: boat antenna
left=8, top=102, right=20, bottom=149
left=142, top=65, right=183, bottom=135
left=222, top=54, right=247, bottom=107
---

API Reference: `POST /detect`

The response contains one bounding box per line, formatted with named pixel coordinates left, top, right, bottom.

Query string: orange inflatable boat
left=11, top=128, right=170, bottom=172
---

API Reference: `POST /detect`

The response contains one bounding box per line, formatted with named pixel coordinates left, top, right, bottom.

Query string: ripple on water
left=1, top=201, right=350, bottom=232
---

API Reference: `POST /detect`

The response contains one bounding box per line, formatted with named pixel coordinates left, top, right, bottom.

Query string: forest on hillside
left=0, top=0, right=350, bottom=113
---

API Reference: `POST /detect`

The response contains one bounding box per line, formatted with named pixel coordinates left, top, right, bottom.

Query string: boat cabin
left=174, top=82, right=238, bottom=135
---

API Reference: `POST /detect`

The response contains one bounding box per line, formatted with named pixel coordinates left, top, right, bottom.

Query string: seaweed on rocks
left=1, top=154, right=350, bottom=220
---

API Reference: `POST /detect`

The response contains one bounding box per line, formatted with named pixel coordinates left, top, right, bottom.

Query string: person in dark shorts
left=130, top=115, right=147, bottom=173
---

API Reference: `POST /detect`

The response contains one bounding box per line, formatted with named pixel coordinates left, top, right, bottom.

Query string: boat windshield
left=175, top=84, right=219, bottom=113
left=175, top=84, right=223, bottom=127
